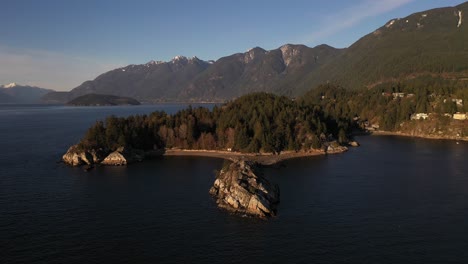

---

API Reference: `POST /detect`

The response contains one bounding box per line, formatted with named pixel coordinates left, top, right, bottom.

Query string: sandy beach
left=163, top=149, right=332, bottom=165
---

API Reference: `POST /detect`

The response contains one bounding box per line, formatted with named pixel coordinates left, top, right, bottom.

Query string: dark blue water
left=1, top=105, right=467, bottom=264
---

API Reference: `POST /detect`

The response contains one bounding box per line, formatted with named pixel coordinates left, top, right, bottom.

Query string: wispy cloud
left=0, top=45, right=124, bottom=91
left=303, top=0, right=416, bottom=45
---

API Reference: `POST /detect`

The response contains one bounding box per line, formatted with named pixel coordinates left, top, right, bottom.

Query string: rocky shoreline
left=62, top=143, right=351, bottom=167
left=62, top=145, right=165, bottom=166
left=371, top=131, right=468, bottom=142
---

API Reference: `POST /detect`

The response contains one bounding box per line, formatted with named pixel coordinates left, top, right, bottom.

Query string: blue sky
left=0, top=0, right=465, bottom=90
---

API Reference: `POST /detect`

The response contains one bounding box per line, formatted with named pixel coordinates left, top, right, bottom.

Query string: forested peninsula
left=63, top=93, right=352, bottom=167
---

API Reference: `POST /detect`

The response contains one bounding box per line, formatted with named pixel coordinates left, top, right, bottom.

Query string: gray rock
left=101, top=147, right=145, bottom=166
left=62, top=145, right=107, bottom=166
left=326, top=143, right=348, bottom=154
left=101, top=151, right=128, bottom=166
left=209, top=160, right=279, bottom=218
left=62, top=145, right=93, bottom=166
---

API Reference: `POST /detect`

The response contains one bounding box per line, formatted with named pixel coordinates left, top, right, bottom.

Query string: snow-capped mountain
left=0, top=83, right=55, bottom=103
left=43, top=1, right=468, bottom=103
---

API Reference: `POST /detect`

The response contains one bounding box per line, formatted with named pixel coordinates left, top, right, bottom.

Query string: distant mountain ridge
left=0, top=83, right=54, bottom=103
left=182, top=44, right=343, bottom=101
left=43, top=1, right=468, bottom=103
left=42, top=56, right=211, bottom=103
left=43, top=45, right=343, bottom=103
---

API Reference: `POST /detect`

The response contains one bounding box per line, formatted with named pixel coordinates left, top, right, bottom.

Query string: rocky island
left=209, top=160, right=279, bottom=218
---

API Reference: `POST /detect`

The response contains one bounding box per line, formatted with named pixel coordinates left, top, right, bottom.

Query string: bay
left=1, top=104, right=467, bottom=264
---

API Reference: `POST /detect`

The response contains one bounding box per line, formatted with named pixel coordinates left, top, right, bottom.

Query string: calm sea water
left=1, top=104, right=467, bottom=264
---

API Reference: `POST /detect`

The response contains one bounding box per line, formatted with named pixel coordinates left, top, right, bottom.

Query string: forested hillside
left=302, top=77, right=468, bottom=133
left=302, top=2, right=468, bottom=93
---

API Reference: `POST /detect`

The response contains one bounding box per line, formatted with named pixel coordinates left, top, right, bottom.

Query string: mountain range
left=42, top=1, right=468, bottom=103
left=0, top=83, right=54, bottom=104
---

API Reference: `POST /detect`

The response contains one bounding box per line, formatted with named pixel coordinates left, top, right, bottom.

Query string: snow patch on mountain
left=172, top=55, right=188, bottom=62
left=386, top=20, right=395, bottom=28
left=457, top=11, right=463, bottom=28
left=2, top=83, right=18, bottom=88
left=146, top=60, right=164, bottom=66
left=189, top=56, right=201, bottom=63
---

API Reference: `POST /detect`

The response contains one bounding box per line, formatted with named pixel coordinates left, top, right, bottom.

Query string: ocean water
left=1, top=104, right=467, bottom=264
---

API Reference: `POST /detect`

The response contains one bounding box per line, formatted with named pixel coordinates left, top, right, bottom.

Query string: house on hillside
left=452, top=99, right=463, bottom=106
left=411, top=113, right=429, bottom=120
left=453, top=113, right=467, bottom=120
left=392, top=92, right=405, bottom=99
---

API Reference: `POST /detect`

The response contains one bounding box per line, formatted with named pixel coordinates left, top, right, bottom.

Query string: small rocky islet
left=209, top=160, right=279, bottom=218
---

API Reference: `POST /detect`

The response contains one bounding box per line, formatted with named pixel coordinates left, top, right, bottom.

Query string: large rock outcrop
left=100, top=147, right=144, bottom=166
left=209, top=160, right=280, bottom=218
left=101, top=151, right=129, bottom=165
left=62, top=145, right=144, bottom=166
left=62, top=145, right=106, bottom=166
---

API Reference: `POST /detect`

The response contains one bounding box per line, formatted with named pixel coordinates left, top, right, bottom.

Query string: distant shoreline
left=163, top=149, right=340, bottom=165
left=371, top=131, right=468, bottom=142
left=143, top=101, right=224, bottom=104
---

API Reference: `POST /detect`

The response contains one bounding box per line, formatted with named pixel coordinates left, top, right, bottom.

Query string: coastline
left=63, top=144, right=349, bottom=167
left=163, top=149, right=336, bottom=165
left=371, top=130, right=468, bottom=142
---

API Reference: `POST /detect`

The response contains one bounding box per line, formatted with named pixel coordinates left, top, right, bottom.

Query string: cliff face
left=209, top=160, right=280, bottom=218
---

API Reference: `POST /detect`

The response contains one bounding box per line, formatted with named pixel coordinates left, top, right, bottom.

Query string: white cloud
left=0, top=45, right=124, bottom=91
left=304, top=0, right=416, bottom=45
